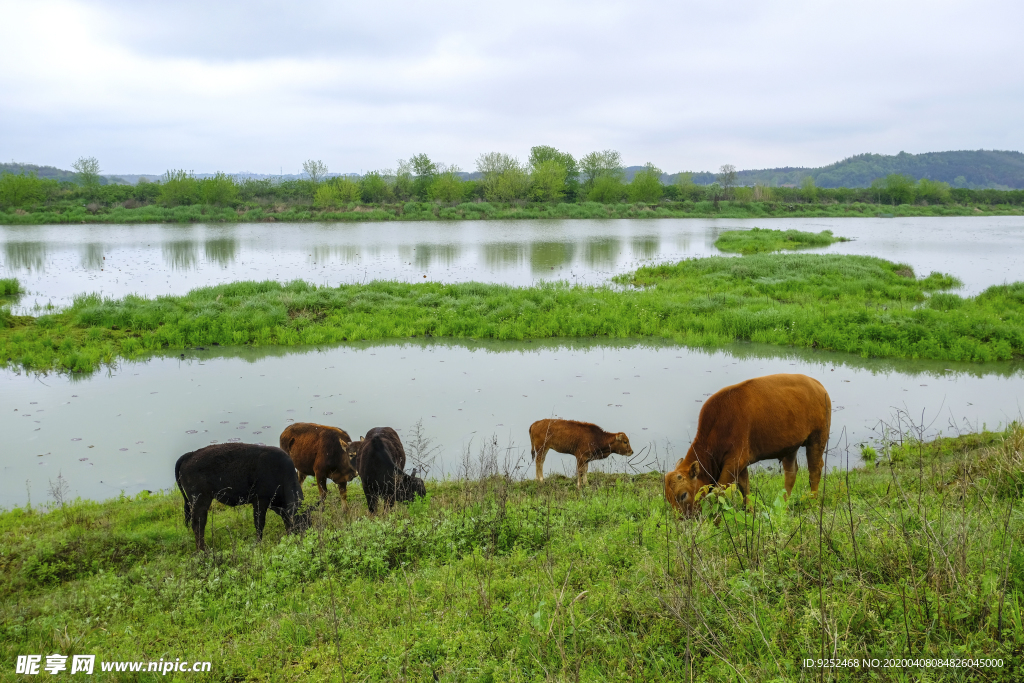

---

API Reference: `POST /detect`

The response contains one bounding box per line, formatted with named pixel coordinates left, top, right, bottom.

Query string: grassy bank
left=3, top=199, right=1024, bottom=225
left=3, top=251, right=1023, bottom=374
left=714, top=228, right=850, bottom=254
left=2, top=425, right=1022, bottom=681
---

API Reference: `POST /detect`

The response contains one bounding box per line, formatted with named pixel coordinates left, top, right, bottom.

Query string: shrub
left=0, top=172, right=46, bottom=208
left=199, top=172, right=239, bottom=206
left=159, top=170, right=201, bottom=206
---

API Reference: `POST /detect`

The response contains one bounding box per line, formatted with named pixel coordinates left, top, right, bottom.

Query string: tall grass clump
left=0, top=277, right=23, bottom=296
left=714, top=227, right=850, bottom=254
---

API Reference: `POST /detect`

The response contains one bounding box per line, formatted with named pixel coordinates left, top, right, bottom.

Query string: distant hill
left=658, top=150, right=1024, bottom=189
left=0, top=162, right=126, bottom=185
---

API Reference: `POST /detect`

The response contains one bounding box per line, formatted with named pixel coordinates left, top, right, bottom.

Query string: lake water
left=2, top=339, right=1021, bottom=507
left=3, top=216, right=1023, bottom=313
left=2, top=216, right=1023, bottom=507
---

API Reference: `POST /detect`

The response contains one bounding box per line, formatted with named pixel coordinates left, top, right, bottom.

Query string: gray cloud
left=0, top=0, right=1021, bottom=174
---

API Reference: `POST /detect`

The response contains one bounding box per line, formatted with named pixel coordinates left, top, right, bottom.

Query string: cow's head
left=665, top=460, right=706, bottom=516
left=612, top=432, right=633, bottom=457
left=398, top=469, right=427, bottom=503
left=332, top=438, right=359, bottom=483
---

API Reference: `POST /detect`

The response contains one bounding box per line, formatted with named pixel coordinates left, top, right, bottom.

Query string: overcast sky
left=1, top=0, right=1021, bottom=175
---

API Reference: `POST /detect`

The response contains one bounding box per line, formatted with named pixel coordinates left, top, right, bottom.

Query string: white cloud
left=1, top=0, right=1021, bottom=173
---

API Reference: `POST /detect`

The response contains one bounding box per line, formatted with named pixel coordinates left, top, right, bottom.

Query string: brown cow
left=529, top=419, right=633, bottom=489
left=665, top=373, right=831, bottom=516
left=279, top=422, right=358, bottom=503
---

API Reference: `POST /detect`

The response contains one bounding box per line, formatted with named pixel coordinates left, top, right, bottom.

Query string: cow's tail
left=175, top=456, right=191, bottom=527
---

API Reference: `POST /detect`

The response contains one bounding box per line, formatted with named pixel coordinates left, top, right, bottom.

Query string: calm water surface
left=3, top=340, right=1021, bottom=507
left=2, top=217, right=1022, bottom=312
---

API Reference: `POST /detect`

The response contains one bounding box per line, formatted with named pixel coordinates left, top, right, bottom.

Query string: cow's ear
left=688, top=461, right=700, bottom=479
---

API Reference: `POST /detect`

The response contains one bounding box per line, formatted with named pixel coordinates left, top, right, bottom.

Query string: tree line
left=2, top=150, right=1024, bottom=210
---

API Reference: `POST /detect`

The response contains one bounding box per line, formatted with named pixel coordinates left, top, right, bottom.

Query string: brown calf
left=529, top=418, right=633, bottom=489
left=279, top=422, right=358, bottom=503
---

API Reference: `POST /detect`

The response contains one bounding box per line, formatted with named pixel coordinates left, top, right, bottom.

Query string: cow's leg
left=716, top=455, right=746, bottom=489
left=534, top=446, right=549, bottom=482
left=191, top=495, right=211, bottom=551
left=575, top=455, right=590, bottom=489
left=314, top=471, right=330, bottom=501
left=736, top=467, right=751, bottom=509
left=253, top=499, right=269, bottom=542
left=336, top=479, right=348, bottom=508
left=781, top=448, right=800, bottom=498
left=805, top=432, right=827, bottom=495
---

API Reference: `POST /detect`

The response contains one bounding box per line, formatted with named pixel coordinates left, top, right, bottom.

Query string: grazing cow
left=356, top=430, right=426, bottom=513
left=529, top=419, right=633, bottom=489
left=279, top=422, right=358, bottom=503
left=665, top=373, right=831, bottom=516
left=349, top=426, right=406, bottom=471
left=175, top=443, right=310, bottom=551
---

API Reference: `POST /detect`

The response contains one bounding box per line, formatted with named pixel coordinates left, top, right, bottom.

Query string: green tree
left=476, top=152, right=530, bottom=203
left=528, top=146, right=578, bottom=187
left=159, top=170, right=200, bottom=206
left=393, top=160, right=414, bottom=201
left=360, top=171, right=393, bottom=203
left=427, top=164, right=466, bottom=203
left=313, top=176, right=361, bottom=208
left=916, top=178, right=951, bottom=204
left=588, top=175, right=628, bottom=203
left=801, top=176, right=818, bottom=203
left=529, top=160, right=568, bottom=202
left=579, top=150, right=624, bottom=192
left=0, top=172, right=46, bottom=207
left=409, top=153, right=437, bottom=199
left=717, top=164, right=737, bottom=198
left=873, top=174, right=916, bottom=205
left=704, top=182, right=724, bottom=209
left=199, top=172, right=239, bottom=206
left=628, top=163, right=664, bottom=203
left=72, top=156, right=101, bottom=189
left=302, top=160, right=328, bottom=185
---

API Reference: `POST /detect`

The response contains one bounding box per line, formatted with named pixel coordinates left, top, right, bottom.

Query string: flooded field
left=2, top=216, right=1023, bottom=313
left=3, top=338, right=1021, bottom=507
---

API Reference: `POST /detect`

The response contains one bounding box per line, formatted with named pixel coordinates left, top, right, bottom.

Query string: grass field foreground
left=1, top=425, right=1022, bottom=681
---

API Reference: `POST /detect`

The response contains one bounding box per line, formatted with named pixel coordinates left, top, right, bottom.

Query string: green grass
left=0, top=277, right=23, bottom=296
left=714, top=227, right=850, bottom=254
left=2, top=425, right=1022, bottom=681
left=2, top=251, right=1023, bottom=374
left=2, top=200, right=1023, bottom=224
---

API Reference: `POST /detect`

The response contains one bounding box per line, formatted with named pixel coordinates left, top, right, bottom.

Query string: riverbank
left=2, top=251, right=1022, bottom=374
left=3, top=200, right=1024, bottom=225
left=2, top=425, right=1021, bottom=681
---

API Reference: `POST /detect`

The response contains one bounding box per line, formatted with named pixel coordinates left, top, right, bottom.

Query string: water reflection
left=204, top=238, right=238, bottom=267
left=531, top=242, right=575, bottom=272
left=631, top=236, right=660, bottom=260
left=483, top=243, right=528, bottom=270
left=583, top=238, right=620, bottom=269
left=80, top=243, right=104, bottom=270
left=414, top=243, right=461, bottom=270
left=163, top=241, right=199, bottom=270
left=4, top=242, right=46, bottom=271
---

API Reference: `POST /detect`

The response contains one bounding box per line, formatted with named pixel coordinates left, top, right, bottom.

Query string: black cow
left=356, top=430, right=426, bottom=513
left=175, top=443, right=310, bottom=551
